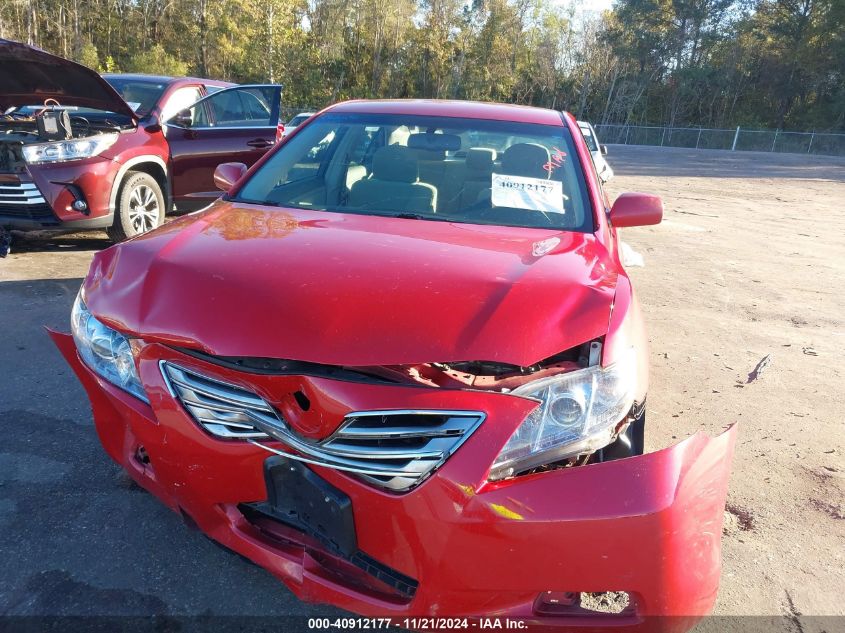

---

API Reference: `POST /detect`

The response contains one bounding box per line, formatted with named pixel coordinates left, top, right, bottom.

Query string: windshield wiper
left=384, top=212, right=453, bottom=222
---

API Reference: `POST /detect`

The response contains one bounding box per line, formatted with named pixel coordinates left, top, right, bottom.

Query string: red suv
left=0, top=40, right=281, bottom=240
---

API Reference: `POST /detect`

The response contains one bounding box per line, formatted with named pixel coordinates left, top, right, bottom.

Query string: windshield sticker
left=543, top=146, right=567, bottom=174
left=127, top=102, right=142, bottom=112
left=491, top=174, right=565, bottom=214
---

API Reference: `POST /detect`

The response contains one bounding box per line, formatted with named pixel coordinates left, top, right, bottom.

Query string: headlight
left=71, top=292, right=148, bottom=402
left=489, top=349, right=636, bottom=480
left=23, top=133, right=118, bottom=164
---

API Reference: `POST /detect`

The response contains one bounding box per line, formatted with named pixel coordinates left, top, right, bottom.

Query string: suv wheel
left=107, top=171, right=165, bottom=241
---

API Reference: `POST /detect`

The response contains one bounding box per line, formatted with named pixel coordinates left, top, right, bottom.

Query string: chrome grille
left=161, top=362, right=274, bottom=439
left=0, top=182, right=46, bottom=205
left=0, top=181, right=54, bottom=221
left=161, top=362, right=485, bottom=492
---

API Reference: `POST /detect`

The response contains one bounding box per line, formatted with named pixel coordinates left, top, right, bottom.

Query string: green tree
left=124, top=44, right=189, bottom=76
left=76, top=40, right=100, bottom=70
left=0, top=0, right=841, bottom=131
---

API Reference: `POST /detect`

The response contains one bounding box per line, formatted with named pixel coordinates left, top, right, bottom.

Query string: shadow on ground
left=8, top=231, right=112, bottom=254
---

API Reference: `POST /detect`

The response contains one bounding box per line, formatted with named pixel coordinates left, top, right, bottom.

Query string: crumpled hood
left=0, top=39, right=137, bottom=119
left=83, top=203, right=619, bottom=366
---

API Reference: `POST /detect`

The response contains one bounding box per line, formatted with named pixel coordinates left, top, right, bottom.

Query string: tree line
left=1, top=0, right=843, bottom=131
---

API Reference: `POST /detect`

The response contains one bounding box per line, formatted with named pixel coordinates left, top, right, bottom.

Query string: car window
left=103, top=77, right=167, bottom=117
left=579, top=125, right=599, bottom=152
left=288, top=114, right=310, bottom=127
left=160, top=86, right=203, bottom=121
left=171, top=86, right=278, bottom=129
left=205, top=87, right=274, bottom=127
left=234, top=113, right=593, bottom=232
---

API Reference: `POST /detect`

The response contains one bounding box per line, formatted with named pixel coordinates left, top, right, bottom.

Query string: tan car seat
left=349, top=146, right=437, bottom=213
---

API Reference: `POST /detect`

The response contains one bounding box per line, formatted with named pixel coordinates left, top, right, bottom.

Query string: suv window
left=160, top=85, right=203, bottom=122
left=203, top=87, right=274, bottom=127
left=171, top=86, right=279, bottom=129
left=103, top=77, right=167, bottom=117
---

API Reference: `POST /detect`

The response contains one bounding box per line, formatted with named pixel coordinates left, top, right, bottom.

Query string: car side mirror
left=214, top=162, right=248, bottom=192
left=609, top=192, right=663, bottom=228
left=171, top=109, right=193, bottom=128
left=601, top=145, right=609, bottom=156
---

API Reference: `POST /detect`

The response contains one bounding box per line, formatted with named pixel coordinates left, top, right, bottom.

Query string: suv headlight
left=489, top=349, right=636, bottom=480
left=71, top=292, right=148, bottom=402
left=23, top=132, right=118, bottom=164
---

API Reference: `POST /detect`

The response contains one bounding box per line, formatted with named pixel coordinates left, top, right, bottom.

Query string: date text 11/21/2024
left=307, top=618, right=528, bottom=630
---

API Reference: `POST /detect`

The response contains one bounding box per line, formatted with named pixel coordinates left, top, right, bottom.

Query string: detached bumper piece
left=51, top=331, right=737, bottom=631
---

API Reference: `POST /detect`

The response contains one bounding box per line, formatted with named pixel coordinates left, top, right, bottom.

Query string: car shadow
left=8, top=231, right=112, bottom=254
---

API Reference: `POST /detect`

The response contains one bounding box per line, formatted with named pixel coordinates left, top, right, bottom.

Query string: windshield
left=103, top=77, right=168, bottom=117
left=234, top=113, right=593, bottom=232
left=579, top=125, right=599, bottom=152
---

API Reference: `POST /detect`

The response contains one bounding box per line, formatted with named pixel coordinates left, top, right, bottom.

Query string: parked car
left=280, top=111, right=315, bottom=138
left=578, top=120, right=614, bottom=182
left=0, top=40, right=281, bottom=240
left=52, top=99, right=735, bottom=627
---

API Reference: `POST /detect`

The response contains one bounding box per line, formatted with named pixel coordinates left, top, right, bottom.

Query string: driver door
left=164, top=84, right=282, bottom=210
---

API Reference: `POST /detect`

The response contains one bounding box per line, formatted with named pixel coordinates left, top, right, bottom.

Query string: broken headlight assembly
left=489, top=348, right=636, bottom=481
left=71, top=292, right=148, bottom=403
left=22, top=132, right=118, bottom=164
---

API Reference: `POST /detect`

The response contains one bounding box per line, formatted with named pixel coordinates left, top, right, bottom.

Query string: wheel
left=107, top=171, right=165, bottom=241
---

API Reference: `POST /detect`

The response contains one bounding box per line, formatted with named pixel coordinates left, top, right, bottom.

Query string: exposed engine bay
left=181, top=340, right=591, bottom=391
left=0, top=103, right=123, bottom=173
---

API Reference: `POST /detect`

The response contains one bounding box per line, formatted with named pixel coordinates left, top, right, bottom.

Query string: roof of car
left=102, top=73, right=233, bottom=87
left=326, top=100, right=566, bottom=125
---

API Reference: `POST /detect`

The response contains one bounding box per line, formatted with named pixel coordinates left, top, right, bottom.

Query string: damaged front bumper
left=51, top=331, right=736, bottom=631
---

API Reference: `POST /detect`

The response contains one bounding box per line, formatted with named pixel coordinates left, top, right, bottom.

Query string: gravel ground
left=1, top=145, right=843, bottom=628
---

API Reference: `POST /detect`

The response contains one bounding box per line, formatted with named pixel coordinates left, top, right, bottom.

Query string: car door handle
left=247, top=139, right=275, bottom=148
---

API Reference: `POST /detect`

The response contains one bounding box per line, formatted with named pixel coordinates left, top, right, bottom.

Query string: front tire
left=107, top=171, right=165, bottom=241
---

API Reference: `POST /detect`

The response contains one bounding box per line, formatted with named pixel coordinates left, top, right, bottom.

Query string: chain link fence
left=275, top=109, right=845, bottom=157
left=593, top=124, right=845, bottom=157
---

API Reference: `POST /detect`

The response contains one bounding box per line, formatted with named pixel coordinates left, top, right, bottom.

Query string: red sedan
left=52, top=99, right=735, bottom=630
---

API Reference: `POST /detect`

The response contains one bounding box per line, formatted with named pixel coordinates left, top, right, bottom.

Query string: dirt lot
left=603, top=147, right=845, bottom=625
left=1, top=145, right=843, bottom=626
